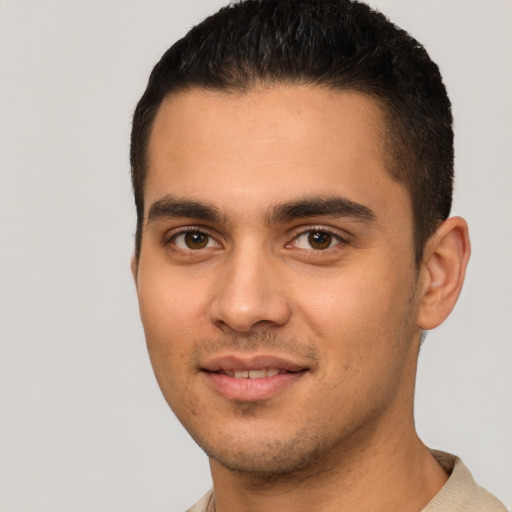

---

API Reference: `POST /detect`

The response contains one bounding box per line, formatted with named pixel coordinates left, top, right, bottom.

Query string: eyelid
left=287, top=225, right=350, bottom=249
left=162, top=224, right=350, bottom=252
left=164, top=225, right=222, bottom=250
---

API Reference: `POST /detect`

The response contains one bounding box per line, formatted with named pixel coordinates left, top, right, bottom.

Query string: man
left=129, top=0, right=507, bottom=510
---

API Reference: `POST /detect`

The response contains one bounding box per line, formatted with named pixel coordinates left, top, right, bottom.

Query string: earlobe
left=417, top=216, right=471, bottom=330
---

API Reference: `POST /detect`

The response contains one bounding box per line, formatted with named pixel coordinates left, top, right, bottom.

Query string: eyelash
left=288, top=226, right=348, bottom=251
left=165, top=226, right=219, bottom=252
left=164, top=225, right=348, bottom=254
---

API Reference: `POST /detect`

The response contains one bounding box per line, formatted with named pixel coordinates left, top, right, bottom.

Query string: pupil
left=309, top=231, right=332, bottom=250
left=185, top=232, right=208, bottom=249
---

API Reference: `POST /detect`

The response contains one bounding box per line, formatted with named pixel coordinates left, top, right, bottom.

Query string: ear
left=417, top=216, right=471, bottom=330
left=130, top=255, right=139, bottom=285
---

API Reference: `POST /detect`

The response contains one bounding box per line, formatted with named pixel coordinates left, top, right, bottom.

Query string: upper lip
left=200, top=353, right=310, bottom=373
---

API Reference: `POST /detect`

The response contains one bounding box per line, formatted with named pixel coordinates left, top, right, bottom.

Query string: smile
left=221, top=369, right=282, bottom=379
left=200, top=354, right=311, bottom=401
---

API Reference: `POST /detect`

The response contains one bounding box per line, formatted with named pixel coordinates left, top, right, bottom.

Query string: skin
left=132, top=85, right=470, bottom=512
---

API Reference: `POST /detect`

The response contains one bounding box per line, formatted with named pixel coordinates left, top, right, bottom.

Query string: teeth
left=248, top=369, right=266, bottom=379
left=229, top=369, right=281, bottom=379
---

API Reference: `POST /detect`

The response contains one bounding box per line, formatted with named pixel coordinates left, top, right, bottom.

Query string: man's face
left=134, top=86, right=424, bottom=475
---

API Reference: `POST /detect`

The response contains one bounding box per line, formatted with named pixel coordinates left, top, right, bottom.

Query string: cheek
left=136, top=273, right=210, bottom=419
left=136, top=272, right=207, bottom=377
left=295, top=271, right=396, bottom=336
left=294, top=261, right=416, bottom=361
left=138, top=270, right=207, bottom=334
left=295, top=271, right=417, bottom=421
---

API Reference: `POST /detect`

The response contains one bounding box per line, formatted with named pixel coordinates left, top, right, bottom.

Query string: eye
left=292, top=229, right=343, bottom=250
left=171, top=230, right=218, bottom=250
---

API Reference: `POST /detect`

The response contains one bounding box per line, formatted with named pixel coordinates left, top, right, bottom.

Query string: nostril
left=209, top=297, right=291, bottom=334
left=207, top=256, right=292, bottom=332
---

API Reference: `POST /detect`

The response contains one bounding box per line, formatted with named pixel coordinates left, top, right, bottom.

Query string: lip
left=200, top=354, right=309, bottom=402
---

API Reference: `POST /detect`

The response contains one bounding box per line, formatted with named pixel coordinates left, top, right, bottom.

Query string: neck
left=209, top=419, right=447, bottom=512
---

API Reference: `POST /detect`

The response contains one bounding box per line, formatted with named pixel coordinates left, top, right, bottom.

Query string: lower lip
left=203, top=371, right=306, bottom=402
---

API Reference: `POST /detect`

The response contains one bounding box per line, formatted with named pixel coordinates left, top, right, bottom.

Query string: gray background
left=0, top=1, right=510, bottom=510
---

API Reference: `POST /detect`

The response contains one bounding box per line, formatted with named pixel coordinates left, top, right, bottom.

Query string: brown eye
left=308, top=231, right=333, bottom=250
left=292, top=229, right=342, bottom=251
left=172, top=231, right=217, bottom=250
left=184, top=232, right=208, bottom=249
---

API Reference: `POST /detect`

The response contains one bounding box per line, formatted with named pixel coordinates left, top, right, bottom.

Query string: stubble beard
left=187, top=391, right=386, bottom=484
left=199, top=418, right=347, bottom=483
left=173, top=306, right=420, bottom=484
left=180, top=332, right=344, bottom=482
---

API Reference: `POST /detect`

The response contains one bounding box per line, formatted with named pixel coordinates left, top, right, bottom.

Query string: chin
left=197, top=428, right=332, bottom=478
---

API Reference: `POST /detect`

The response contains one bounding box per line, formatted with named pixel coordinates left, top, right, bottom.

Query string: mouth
left=216, top=368, right=285, bottom=379
left=200, top=355, right=309, bottom=401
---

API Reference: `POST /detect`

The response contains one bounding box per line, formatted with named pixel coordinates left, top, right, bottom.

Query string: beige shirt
left=187, top=451, right=507, bottom=512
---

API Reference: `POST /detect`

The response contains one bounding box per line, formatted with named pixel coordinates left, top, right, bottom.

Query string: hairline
left=134, top=81, right=426, bottom=264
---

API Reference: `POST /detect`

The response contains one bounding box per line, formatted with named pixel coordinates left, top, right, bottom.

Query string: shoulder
left=422, top=450, right=507, bottom=512
left=186, top=489, right=214, bottom=512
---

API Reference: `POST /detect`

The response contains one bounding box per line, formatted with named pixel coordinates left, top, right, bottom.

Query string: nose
left=208, top=247, right=292, bottom=334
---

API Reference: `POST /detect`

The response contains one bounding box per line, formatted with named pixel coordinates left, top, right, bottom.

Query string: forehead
left=145, top=85, right=408, bottom=222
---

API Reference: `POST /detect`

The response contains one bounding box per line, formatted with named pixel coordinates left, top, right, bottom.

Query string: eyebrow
left=146, top=194, right=375, bottom=226
left=266, top=196, right=375, bottom=224
left=147, top=196, right=222, bottom=223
